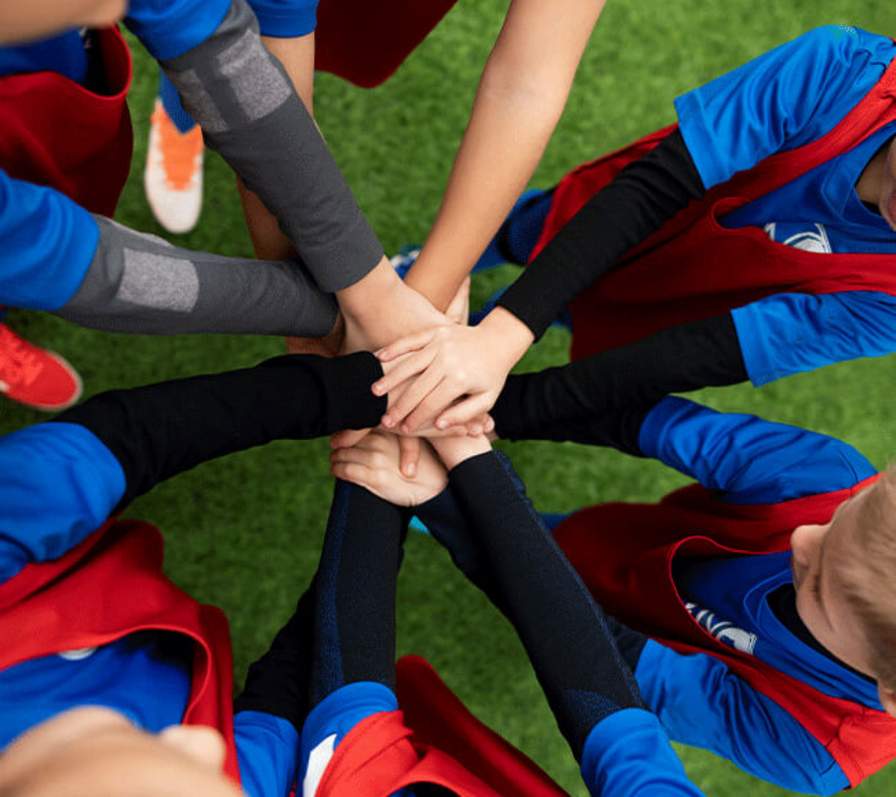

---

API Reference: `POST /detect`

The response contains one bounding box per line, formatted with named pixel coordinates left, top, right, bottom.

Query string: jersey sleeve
left=675, top=26, right=896, bottom=189
left=732, top=290, right=896, bottom=386
left=638, top=396, right=875, bottom=504
left=0, top=169, right=99, bottom=311
left=580, top=708, right=704, bottom=797
left=0, top=423, right=125, bottom=583
left=633, top=640, right=849, bottom=795
left=299, top=682, right=398, bottom=797
left=249, top=0, right=318, bottom=37
left=124, top=0, right=232, bottom=60
left=234, top=710, right=301, bottom=797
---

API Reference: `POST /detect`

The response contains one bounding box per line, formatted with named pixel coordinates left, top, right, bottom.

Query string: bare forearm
left=406, top=0, right=604, bottom=310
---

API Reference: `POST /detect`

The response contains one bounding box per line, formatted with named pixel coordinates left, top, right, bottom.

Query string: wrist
left=337, top=257, right=400, bottom=319
left=479, top=306, right=535, bottom=367
left=435, top=435, right=493, bottom=471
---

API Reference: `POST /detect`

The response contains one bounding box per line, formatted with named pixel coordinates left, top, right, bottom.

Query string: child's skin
left=0, top=0, right=125, bottom=45
left=0, top=707, right=243, bottom=797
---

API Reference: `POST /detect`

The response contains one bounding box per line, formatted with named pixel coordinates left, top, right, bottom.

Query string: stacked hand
left=330, top=429, right=492, bottom=506
left=372, top=306, right=534, bottom=433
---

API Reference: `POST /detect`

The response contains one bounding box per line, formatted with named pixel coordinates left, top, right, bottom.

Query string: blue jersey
left=631, top=395, right=878, bottom=794
left=0, top=422, right=299, bottom=797
left=675, top=26, right=896, bottom=386
left=0, top=0, right=319, bottom=313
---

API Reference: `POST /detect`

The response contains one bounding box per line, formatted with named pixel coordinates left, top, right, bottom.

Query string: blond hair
left=840, top=466, right=896, bottom=691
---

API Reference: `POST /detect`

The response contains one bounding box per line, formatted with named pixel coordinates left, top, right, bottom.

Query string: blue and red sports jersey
left=0, top=422, right=299, bottom=797
left=628, top=395, right=879, bottom=794
left=675, top=26, right=896, bottom=385
left=0, top=0, right=320, bottom=313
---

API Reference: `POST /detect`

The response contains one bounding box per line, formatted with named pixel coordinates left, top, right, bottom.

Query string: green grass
left=4, top=2, right=896, bottom=793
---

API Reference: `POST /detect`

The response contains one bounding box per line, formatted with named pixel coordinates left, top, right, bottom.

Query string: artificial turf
left=4, top=1, right=896, bottom=793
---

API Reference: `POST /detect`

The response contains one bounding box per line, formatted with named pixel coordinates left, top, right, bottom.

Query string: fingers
left=330, top=427, right=371, bottom=450
left=382, top=368, right=444, bottom=429
left=402, top=380, right=465, bottom=433
left=398, top=436, right=421, bottom=478
left=331, top=461, right=382, bottom=497
left=445, top=277, right=471, bottom=325
left=436, top=393, right=497, bottom=430
left=373, top=348, right=437, bottom=398
left=376, top=327, right=439, bottom=362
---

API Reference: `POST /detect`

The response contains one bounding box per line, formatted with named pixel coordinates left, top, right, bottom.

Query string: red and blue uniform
left=507, top=27, right=896, bottom=384
left=553, top=395, right=896, bottom=794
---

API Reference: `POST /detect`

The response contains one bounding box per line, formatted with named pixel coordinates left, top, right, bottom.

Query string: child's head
left=0, top=0, right=126, bottom=46
left=791, top=467, right=896, bottom=716
left=0, top=707, right=243, bottom=797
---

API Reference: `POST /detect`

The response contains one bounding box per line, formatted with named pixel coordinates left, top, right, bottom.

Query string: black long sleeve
left=448, top=453, right=643, bottom=760
left=234, top=580, right=317, bottom=730
left=310, top=481, right=407, bottom=704
left=492, top=313, right=746, bottom=451
left=53, top=352, right=386, bottom=508
left=497, top=129, right=705, bottom=339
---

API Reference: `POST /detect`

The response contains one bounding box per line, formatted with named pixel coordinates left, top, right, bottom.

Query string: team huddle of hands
left=294, top=271, right=533, bottom=489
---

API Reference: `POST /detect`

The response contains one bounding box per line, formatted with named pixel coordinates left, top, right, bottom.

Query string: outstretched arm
left=405, top=0, right=606, bottom=311
left=436, top=437, right=702, bottom=796
left=0, top=352, right=386, bottom=582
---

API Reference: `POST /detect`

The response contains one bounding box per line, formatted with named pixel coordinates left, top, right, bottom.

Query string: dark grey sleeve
left=56, top=216, right=337, bottom=337
left=158, top=0, right=383, bottom=292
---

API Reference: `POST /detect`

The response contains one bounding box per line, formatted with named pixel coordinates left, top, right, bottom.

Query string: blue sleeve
left=234, top=711, right=300, bottom=797
left=0, top=423, right=125, bottom=583
left=0, top=170, right=98, bottom=311
left=732, top=291, right=896, bottom=386
left=299, top=682, right=398, bottom=796
left=638, top=396, right=875, bottom=504
left=580, top=708, right=703, bottom=797
left=249, top=0, right=318, bottom=37
left=124, top=0, right=232, bottom=61
left=634, top=640, right=849, bottom=795
left=675, top=26, right=896, bottom=189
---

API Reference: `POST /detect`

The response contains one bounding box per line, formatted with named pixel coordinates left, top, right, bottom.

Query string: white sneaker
left=144, top=99, right=204, bottom=234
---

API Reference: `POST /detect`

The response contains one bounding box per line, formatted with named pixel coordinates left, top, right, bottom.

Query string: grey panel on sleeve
left=57, top=215, right=338, bottom=337
left=119, top=250, right=200, bottom=312
left=160, top=0, right=383, bottom=292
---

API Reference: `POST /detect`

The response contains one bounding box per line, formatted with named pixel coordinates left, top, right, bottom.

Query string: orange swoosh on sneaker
left=152, top=104, right=204, bottom=191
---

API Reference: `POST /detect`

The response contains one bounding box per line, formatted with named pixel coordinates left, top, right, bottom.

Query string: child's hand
left=430, top=434, right=493, bottom=471
left=330, top=431, right=448, bottom=506
left=372, top=307, right=534, bottom=433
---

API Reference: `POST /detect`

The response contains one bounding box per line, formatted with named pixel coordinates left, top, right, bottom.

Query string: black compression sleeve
left=234, top=580, right=317, bottom=730
left=53, top=353, right=385, bottom=508
left=309, top=481, right=406, bottom=705
left=492, top=313, right=746, bottom=450
left=449, top=453, right=643, bottom=760
left=497, top=129, right=705, bottom=338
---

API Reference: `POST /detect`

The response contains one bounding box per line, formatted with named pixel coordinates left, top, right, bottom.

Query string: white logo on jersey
left=685, top=602, right=758, bottom=655
left=57, top=647, right=97, bottom=661
left=764, top=222, right=833, bottom=253
left=303, top=734, right=337, bottom=797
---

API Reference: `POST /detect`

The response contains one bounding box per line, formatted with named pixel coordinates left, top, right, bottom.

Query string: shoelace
left=153, top=106, right=203, bottom=191
left=0, top=327, right=44, bottom=388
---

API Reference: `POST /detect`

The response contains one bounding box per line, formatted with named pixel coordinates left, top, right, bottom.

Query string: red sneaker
left=0, top=324, right=82, bottom=411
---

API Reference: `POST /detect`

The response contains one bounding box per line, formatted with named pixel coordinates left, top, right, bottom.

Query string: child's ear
left=878, top=684, right=896, bottom=718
